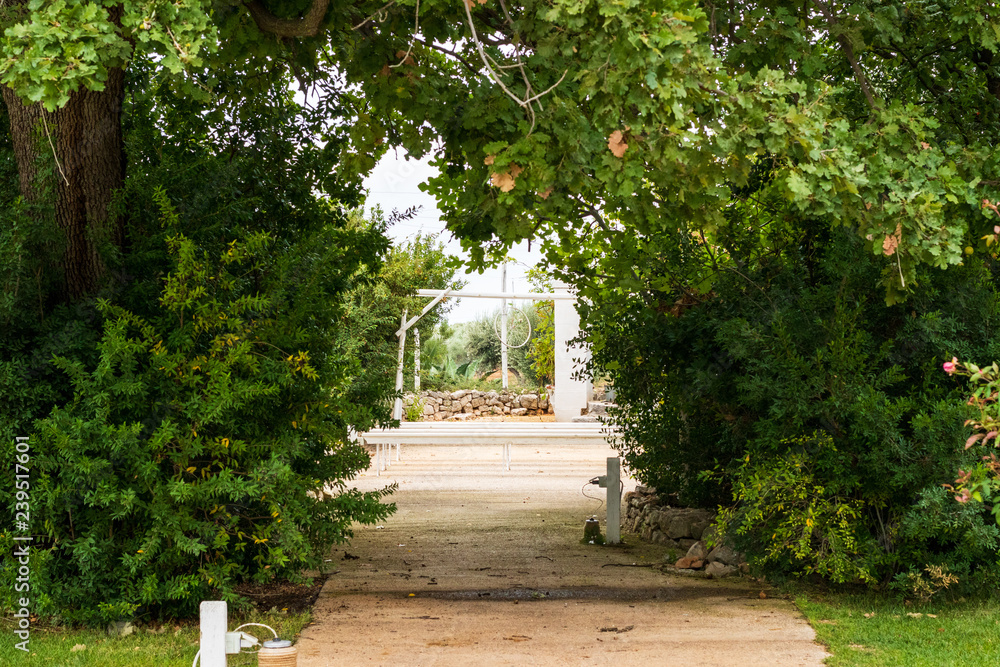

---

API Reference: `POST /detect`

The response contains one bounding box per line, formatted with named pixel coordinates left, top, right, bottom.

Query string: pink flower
left=943, top=357, right=958, bottom=374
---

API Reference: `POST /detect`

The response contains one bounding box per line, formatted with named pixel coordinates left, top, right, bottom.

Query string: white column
left=199, top=601, right=228, bottom=667
left=500, top=264, right=509, bottom=389
left=552, top=281, right=591, bottom=421
left=393, top=309, right=407, bottom=421
left=414, top=328, right=421, bottom=392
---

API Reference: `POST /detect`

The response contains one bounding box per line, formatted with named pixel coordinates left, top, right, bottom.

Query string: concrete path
left=297, top=442, right=828, bottom=666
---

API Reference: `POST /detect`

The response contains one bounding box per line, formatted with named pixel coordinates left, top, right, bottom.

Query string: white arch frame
left=392, top=285, right=590, bottom=423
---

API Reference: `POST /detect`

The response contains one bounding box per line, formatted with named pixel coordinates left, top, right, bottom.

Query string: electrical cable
left=581, top=480, right=604, bottom=513
left=191, top=622, right=278, bottom=665
left=234, top=622, right=278, bottom=638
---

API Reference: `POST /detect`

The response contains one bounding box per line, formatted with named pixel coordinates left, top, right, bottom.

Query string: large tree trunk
left=2, top=67, right=126, bottom=301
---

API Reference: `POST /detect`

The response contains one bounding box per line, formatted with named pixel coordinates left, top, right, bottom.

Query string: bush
left=587, top=220, right=1000, bottom=589
left=23, top=214, right=394, bottom=624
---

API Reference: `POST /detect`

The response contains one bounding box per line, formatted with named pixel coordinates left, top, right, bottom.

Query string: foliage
left=715, top=432, right=875, bottom=584
left=940, top=359, right=1000, bottom=518
left=403, top=397, right=425, bottom=422
left=23, top=220, right=394, bottom=624
left=526, top=268, right=554, bottom=387
left=461, top=305, right=539, bottom=383
left=588, top=215, right=1000, bottom=588
left=894, top=565, right=959, bottom=605
left=7, top=2, right=999, bottom=301
left=341, top=220, right=464, bottom=402
left=417, top=371, right=540, bottom=395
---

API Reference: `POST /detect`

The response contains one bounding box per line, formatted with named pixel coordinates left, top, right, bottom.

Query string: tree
left=0, top=47, right=397, bottom=622
left=526, top=267, right=554, bottom=386
left=10, top=1, right=998, bottom=308
left=340, top=216, right=464, bottom=402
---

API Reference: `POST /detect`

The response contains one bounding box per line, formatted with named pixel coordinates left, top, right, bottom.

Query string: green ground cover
left=0, top=610, right=310, bottom=666
left=799, top=593, right=1000, bottom=666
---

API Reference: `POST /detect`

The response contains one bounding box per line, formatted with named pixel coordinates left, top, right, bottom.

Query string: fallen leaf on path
left=504, top=635, right=532, bottom=642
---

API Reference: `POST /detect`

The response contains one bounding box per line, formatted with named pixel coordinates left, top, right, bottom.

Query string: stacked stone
left=402, top=390, right=554, bottom=421
left=623, top=486, right=745, bottom=578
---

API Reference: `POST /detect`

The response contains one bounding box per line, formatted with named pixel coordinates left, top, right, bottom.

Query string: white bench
left=359, top=421, right=615, bottom=475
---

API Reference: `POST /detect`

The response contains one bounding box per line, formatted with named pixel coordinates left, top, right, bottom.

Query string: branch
left=390, top=0, right=419, bottom=69
left=812, top=0, right=880, bottom=112
left=245, top=0, right=330, bottom=38
left=415, top=38, right=479, bottom=74
left=352, top=0, right=396, bottom=30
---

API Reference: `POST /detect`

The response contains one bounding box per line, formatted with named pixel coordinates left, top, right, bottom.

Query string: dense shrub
left=0, top=55, right=443, bottom=624
left=23, top=215, right=394, bottom=624
left=587, top=218, right=1000, bottom=589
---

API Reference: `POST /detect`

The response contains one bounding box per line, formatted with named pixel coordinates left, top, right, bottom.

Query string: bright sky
left=362, top=151, right=543, bottom=324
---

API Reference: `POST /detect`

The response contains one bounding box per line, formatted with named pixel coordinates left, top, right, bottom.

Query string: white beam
left=397, top=289, right=453, bottom=336
left=415, top=289, right=575, bottom=300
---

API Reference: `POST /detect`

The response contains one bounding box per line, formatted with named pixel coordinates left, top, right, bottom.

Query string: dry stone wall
left=403, top=390, right=554, bottom=421
left=624, top=486, right=745, bottom=578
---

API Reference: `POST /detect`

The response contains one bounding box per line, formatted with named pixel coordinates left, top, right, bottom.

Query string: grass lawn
left=798, top=592, right=1000, bottom=666
left=0, top=609, right=311, bottom=666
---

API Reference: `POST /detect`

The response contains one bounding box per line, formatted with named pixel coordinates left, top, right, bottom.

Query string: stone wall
left=403, top=390, right=554, bottom=421
left=623, top=486, right=744, bottom=578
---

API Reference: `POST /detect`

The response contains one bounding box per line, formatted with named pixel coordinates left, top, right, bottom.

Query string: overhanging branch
left=245, top=0, right=330, bottom=37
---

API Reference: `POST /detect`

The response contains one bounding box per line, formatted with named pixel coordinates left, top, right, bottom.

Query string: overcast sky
left=362, top=151, right=543, bottom=324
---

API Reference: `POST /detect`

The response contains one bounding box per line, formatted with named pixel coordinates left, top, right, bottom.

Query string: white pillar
left=414, top=328, right=421, bottom=392
left=199, top=601, right=228, bottom=667
left=606, top=457, right=621, bottom=544
left=552, top=281, right=591, bottom=421
left=500, top=264, right=509, bottom=389
left=393, top=309, right=407, bottom=421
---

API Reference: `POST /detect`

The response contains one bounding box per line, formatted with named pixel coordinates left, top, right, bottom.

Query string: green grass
left=798, top=593, right=1000, bottom=666
left=0, top=609, right=311, bottom=666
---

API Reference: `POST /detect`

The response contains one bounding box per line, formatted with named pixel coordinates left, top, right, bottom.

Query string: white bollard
left=200, top=600, right=228, bottom=667
left=606, top=457, right=621, bottom=544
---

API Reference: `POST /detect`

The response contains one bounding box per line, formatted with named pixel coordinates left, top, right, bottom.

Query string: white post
left=606, top=457, right=621, bottom=544
left=414, top=328, right=421, bottom=392
left=200, top=601, right=228, bottom=667
left=393, top=309, right=408, bottom=422
left=552, top=281, right=592, bottom=421
left=500, top=264, right=509, bottom=389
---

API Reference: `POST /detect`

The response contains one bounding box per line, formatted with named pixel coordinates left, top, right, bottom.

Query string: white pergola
left=393, top=282, right=592, bottom=422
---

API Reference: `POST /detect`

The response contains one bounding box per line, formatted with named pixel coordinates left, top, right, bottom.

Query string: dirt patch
left=235, top=573, right=328, bottom=614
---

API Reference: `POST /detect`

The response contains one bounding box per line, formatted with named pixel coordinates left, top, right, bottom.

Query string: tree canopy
left=4, top=1, right=1000, bottom=299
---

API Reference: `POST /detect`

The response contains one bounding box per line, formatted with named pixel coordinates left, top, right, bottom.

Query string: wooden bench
left=359, top=421, right=616, bottom=475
